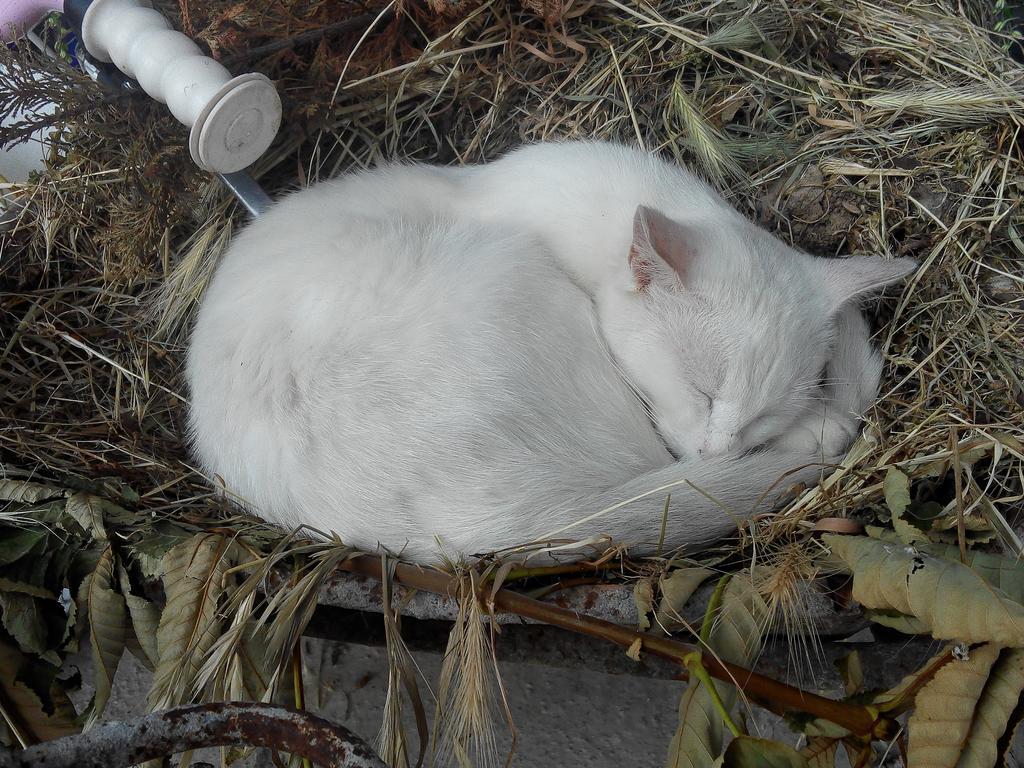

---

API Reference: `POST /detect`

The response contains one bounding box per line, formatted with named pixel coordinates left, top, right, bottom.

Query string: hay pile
left=2, top=0, right=1022, bottom=552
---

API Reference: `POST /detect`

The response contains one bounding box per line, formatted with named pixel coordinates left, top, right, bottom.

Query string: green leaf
left=0, top=577, right=54, bottom=599
left=0, top=593, right=48, bottom=655
left=149, top=534, right=233, bottom=710
left=957, top=648, right=1024, bottom=768
left=823, top=534, right=1024, bottom=646
left=884, top=468, right=926, bottom=545
left=83, top=547, right=127, bottom=727
left=723, top=736, right=809, bottom=767
left=0, top=529, right=47, bottom=566
left=908, top=643, right=1000, bottom=768
left=656, top=567, right=714, bottom=631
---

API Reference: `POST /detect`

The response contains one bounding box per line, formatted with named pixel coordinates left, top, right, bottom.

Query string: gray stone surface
left=64, top=620, right=994, bottom=768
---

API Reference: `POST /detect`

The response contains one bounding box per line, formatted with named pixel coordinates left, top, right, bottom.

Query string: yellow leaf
left=883, top=468, right=926, bottom=545
left=957, top=648, right=1024, bottom=768
left=635, top=579, right=654, bottom=631
left=865, top=527, right=1024, bottom=603
left=823, top=535, right=1024, bottom=646
left=874, top=645, right=956, bottom=714
left=626, top=637, right=643, bottom=661
left=908, top=643, right=1000, bottom=768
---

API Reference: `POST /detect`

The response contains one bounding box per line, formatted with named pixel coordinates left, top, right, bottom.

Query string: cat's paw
left=775, top=412, right=859, bottom=457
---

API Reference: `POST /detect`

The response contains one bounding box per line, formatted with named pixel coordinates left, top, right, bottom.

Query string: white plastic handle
left=80, top=0, right=281, bottom=173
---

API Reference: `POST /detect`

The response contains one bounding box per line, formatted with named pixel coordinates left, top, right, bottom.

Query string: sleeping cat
left=186, top=141, right=915, bottom=562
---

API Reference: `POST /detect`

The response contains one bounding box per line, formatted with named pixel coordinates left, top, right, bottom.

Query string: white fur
left=186, top=141, right=915, bottom=563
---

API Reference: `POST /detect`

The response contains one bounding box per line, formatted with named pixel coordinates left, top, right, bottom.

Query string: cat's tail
left=509, top=450, right=833, bottom=560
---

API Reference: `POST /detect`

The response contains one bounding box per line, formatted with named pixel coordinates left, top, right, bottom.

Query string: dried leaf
left=149, top=534, right=232, bottom=710
left=800, top=737, right=838, bottom=768
left=836, top=650, right=863, bottom=696
left=626, top=637, right=643, bottom=661
left=117, top=565, right=159, bottom=669
left=0, top=480, right=64, bottom=504
left=0, top=641, right=79, bottom=746
left=823, top=535, right=1024, bottom=646
left=713, top=574, right=767, bottom=667
left=635, top=579, right=655, bottom=631
left=65, top=493, right=108, bottom=541
left=667, top=681, right=723, bottom=768
left=957, top=648, right=1024, bottom=768
left=83, top=546, right=127, bottom=726
left=723, top=736, right=809, bottom=767
left=666, top=575, right=767, bottom=768
left=914, top=540, right=1024, bottom=606
left=908, top=643, right=1000, bottom=768
left=865, top=609, right=932, bottom=636
left=874, top=645, right=956, bottom=715
left=884, top=468, right=926, bottom=545
left=656, top=567, right=714, bottom=631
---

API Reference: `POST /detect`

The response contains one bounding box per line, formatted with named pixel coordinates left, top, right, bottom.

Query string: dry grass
left=2, top=0, right=1023, bottom=644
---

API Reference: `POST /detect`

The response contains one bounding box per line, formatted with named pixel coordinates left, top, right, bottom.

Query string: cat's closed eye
left=693, top=388, right=713, bottom=408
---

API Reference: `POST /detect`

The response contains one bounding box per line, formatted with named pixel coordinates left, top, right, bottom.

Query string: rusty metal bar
left=0, top=702, right=385, bottom=768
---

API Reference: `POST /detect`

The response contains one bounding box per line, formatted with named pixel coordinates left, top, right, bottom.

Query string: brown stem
left=501, top=561, right=619, bottom=582
left=338, top=557, right=884, bottom=738
left=1, top=702, right=384, bottom=768
left=527, top=576, right=605, bottom=599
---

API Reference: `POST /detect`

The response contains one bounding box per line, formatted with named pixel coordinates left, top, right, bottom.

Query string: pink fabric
left=1, top=0, right=60, bottom=41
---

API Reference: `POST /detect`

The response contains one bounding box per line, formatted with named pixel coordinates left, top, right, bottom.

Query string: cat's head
left=597, top=205, right=916, bottom=460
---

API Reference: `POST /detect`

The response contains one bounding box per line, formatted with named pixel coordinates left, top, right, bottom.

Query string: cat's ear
left=628, top=205, right=698, bottom=291
left=818, top=255, right=917, bottom=309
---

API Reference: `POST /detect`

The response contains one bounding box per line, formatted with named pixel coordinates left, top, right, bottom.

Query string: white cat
left=186, top=141, right=914, bottom=563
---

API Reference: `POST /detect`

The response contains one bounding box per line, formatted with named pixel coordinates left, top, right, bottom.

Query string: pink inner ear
left=629, top=211, right=655, bottom=290
left=628, top=205, right=694, bottom=290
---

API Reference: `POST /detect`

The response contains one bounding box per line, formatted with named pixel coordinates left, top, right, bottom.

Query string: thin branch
left=0, top=702, right=385, bottom=768
left=338, top=556, right=891, bottom=739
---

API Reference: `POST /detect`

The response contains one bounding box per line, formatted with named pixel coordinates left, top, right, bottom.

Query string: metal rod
left=218, top=171, right=274, bottom=217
